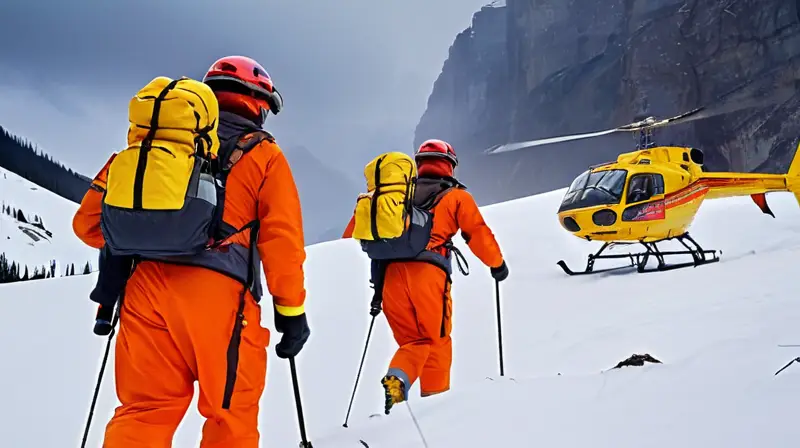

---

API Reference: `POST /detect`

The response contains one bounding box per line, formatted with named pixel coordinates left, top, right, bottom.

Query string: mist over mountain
left=282, top=145, right=360, bottom=244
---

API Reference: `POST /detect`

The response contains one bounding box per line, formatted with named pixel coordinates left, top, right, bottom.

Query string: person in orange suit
left=73, top=153, right=115, bottom=250
left=72, top=56, right=309, bottom=447
left=343, top=139, right=509, bottom=414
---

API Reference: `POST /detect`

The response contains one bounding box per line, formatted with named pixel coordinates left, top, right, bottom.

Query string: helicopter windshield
left=558, top=169, right=627, bottom=212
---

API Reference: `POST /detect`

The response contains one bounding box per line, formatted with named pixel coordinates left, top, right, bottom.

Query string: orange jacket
left=342, top=187, right=503, bottom=269
left=73, top=139, right=307, bottom=315
left=73, top=154, right=116, bottom=249
left=342, top=216, right=356, bottom=239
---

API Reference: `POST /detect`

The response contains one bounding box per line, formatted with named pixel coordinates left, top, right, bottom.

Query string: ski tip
left=359, top=440, right=370, bottom=447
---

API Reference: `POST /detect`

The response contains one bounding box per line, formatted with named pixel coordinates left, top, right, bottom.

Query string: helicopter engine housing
left=689, top=148, right=704, bottom=166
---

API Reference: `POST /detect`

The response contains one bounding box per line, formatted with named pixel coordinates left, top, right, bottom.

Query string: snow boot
left=381, top=374, right=406, bottom=414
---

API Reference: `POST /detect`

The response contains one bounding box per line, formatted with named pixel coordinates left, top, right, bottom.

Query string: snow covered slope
left=0, top=166, right=96, bottom=275
left=2, top=187, right=800, bottom=447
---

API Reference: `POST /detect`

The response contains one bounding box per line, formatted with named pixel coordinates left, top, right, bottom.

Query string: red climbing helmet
left=202, top=56, right=283, bottom=122
left=415, top=139, right=458, bottom=167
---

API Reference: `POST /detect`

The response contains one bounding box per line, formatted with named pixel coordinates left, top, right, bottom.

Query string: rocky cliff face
left=415, top=0, right=800, bottom=205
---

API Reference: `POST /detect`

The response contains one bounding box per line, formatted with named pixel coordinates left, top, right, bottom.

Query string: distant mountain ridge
left=282, top=144, right=361, bottom=244
left=0, top=126, right=91, bottom=204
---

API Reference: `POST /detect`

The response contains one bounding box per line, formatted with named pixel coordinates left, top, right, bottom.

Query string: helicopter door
left=626, top=173, right=664, bottom=204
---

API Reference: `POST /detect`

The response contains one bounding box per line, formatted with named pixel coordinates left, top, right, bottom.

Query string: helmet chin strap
left=256, top=107, right=268, bottom=128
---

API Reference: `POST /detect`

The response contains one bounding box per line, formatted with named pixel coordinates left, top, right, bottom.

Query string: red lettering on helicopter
left=665, top=183, right=710, bottom=209
left=630, top=200, right=665, bottom=221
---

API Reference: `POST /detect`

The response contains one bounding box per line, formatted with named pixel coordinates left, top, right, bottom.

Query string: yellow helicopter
left=484, top=81, right=800, bottom=275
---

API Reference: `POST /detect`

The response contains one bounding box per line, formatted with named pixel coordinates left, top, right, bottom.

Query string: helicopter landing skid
left=557, top=233, right=720, bottom=276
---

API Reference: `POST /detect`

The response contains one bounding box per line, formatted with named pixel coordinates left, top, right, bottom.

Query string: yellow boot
left=382, top=375, right=406, bottom=414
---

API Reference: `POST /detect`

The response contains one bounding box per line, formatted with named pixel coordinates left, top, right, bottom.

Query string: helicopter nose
left=561, top=216, right=580, bottom=232
left=592, top=209, right=617, bottom=226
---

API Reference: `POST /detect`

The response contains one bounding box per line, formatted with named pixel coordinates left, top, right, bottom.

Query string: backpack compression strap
left=133, top=79, right=181, bottom=210
left=369, top=157, right=384, bottom=240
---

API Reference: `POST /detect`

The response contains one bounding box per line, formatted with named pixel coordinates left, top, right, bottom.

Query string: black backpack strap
left=217, top=130, right=275, bottom=175
left=414, top=176, right=465, bottom=210
left=222, top=201, right=262, bottom=410
left=422, top=179, right=469, bottom=276
left=210, top=130, right=274, bottom=244
left=429, top=187, right=455, bottom=209
left=445, top=241, right=469, bottom=276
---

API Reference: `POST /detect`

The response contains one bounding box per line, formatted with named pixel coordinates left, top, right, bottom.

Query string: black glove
left=274, top=310, right=310, bottom=359
left=370, top=303, right=382, bottom=317
left=369, top=260, right=386, bottom=317
left=490, top=261, right=509, bottom=282
left=93, top=304, right=114, bottom=336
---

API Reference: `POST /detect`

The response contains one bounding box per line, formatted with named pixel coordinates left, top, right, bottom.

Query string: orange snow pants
left=103, top=261, right=271, bottom=448
left=383, top=262, right=452, bottom=397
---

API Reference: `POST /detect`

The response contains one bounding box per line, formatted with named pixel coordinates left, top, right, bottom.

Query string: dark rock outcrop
left=415, top=0, right=800, bottom=205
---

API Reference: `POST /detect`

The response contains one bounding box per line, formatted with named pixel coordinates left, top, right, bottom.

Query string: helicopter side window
left=626, top=173, right=664, bottom=203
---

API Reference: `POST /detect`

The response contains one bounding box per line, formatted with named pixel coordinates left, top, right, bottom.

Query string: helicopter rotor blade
left=485, top=75, right=798, bottom=155
left=483, top=128, right=620, bottom=154
left=648, top=82, right=798, bottom=129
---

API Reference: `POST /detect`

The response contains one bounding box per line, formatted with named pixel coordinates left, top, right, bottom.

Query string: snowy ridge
left=0, top=166, right=97, bottom=277
left=2, top=187, right=800, bottom=446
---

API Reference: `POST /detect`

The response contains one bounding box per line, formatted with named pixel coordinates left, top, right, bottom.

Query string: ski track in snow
left=2, top=184, right=800, bottom=447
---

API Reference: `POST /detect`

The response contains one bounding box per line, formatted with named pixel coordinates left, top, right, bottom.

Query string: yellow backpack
left=353, top=152, right=416, bottom=240
left=352, top=152, right=437, bottom=261
left=100, top=76, right=222, bottom=256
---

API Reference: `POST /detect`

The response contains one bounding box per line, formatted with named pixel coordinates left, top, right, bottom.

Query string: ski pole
left=343, top=315, right=377, bottom=427
left=81, top=301, right=121, bottom=448
left=289, top=356, right=313, bottom=447
left=406, top=401, right=429, bottom=448
left=494, top=279, right=504, bottom=376
left=775, top=357, right=800, bottom=376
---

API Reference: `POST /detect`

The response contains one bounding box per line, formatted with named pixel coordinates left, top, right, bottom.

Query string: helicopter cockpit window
left=626, top=173, right=664, bottom=203
left=558, top=169, right=627, bottom=212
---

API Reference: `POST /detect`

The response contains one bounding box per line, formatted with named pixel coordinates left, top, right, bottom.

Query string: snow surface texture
left=2, top=187, right=800, bottom=447
left=0, top=166, right=97, bottom=274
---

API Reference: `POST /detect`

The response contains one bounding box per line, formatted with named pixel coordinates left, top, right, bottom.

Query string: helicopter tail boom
left=697, top=142, right=800, bottom=212
left=785, top=142, right=800, bottom=207
left=694, top=174, right=787, bottom=200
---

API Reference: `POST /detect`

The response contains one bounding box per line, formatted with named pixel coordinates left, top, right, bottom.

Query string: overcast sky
left=0, top=0, right=490, bottom=177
